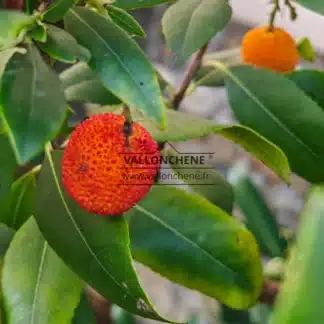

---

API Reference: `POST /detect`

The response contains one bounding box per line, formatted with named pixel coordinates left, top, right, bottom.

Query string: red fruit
left=61, top=113, right=160, bottom=216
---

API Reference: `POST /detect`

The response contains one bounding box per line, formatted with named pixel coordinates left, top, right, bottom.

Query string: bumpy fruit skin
left=241, top=25, right=299, bottom=73
left=61, top=113, right=160, bottom=216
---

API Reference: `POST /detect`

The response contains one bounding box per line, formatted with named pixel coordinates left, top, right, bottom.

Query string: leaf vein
left=134, top=204, right=241, bottom=282
left=45, top=147, right=136, bottom=303
left=30, top=242, right=48, bottom=324
left=215, top=62, right=320, bottom=159
left=69, top=9, right=151, bottom=107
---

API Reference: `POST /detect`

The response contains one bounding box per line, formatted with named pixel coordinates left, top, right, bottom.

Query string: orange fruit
left=241, top=25, right=299, bottom=73
left=61, top=113, right=160, bottom=216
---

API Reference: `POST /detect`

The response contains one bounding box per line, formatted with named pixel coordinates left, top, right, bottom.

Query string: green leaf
left=296, top=0, right=324, bottom=15
left=0, top=11, right=35, bottom=49
left=38, top=25, right=91, bottom=63
left=297, top=37, right=316, bottom=62
left=0, top=224, right=14, bottom=324
left=0, top=224, right=14, bottom=257
left=193, top=48, right=242, bottom=88
left=193, top=66, right=228, bottom=88
left=271, top=186, right=324, bottom=324
left=43, top=0, right=78, bottom=22
left=26, top=22, right=47, bottom=42
left=220, top=304, right=251, bottom=324
left=162, top=0, right=232, bottom=64
left=228, top=167, right=286, bottom=258
left=72, top=292, right=96, bottom=324
left=165, top=146, right=234, bottom=213
left=0, top=44, right=68, bottom=165
left=107, top=6, right=145, bottom=37
left=249, top=303, right=272, bottom=324
left=2, top=217, right=83, bottom=324
left=126, top=186, right=263, bottom=309
left=288, top=70, right=324, bottom=109
left=60, top=62, right=121, bottom=105
left=0, top=167, right=37, bottom=230
left=218, top=63, right=324, bottom=183
left=33, top=149, right=172, bottom=322
left=64, top=7, right=166, bottom=127
left=132, top=109, right=291, bottom=183
left=25, top=0, right=38, bottom=14
left=0, top=47, right=26, bottom=78
left=156, top=70, right=171, bottom=92
left=111, top=305, right=136, bottom=324
left=0, top=135, right=16, bottom=201
left=114, top=0, right=175, bottom=9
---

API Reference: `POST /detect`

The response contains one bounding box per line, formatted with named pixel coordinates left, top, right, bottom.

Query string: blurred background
left=101, top=1, right=323, bottom=324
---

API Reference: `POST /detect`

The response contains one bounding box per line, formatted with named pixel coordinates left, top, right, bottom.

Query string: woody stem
left=172, top=43, right=209, bottom=109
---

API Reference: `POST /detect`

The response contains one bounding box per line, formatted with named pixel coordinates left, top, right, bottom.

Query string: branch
left=86, top=286, right=112, bottom=324
left=284, top=0, right=297, bottom=21
left=172, top=43, right=209, bottom=109
left=259, top=280, right=280, bottom=305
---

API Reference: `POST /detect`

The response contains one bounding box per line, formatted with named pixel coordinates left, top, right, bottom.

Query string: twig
left=86, top=286, right=112, bottom=324
left=284, top=0, right=297, bottom=21
left=268, top=0, right=280, bottom=31
left=259, top=279, right=280, bottom=305
left=172, top=43, right=209, bottom=109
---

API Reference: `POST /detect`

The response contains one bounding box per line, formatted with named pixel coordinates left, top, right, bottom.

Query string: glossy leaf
left=165, top=147, right=234, bottom=213
left=65, top=7, right=166, bottom=127
left=38, top=25, right=90, bottom=63
left=72, top=292, right=95, bottom=324
left=162, top=0, right=232, bottom=64
left=0, top=167, right=37, bottom=230
left=133, top=109, right=290, bottom=183
left=111, top=305, right=136, bottom=324
left=114, top=0, right=175, bottom=9
left=297, top=37, right=316, bottom=62
left=25, top=0, right=38, bottom=14
left=193, top=66, right=227, bottom=88
left=43, top=0, right=78, bottom=22
left=156, top=70, right=171, bottom=92
left=229, top=167, right=286, bottom=258
left=33, top=149, right=171, bottom=322
left=0, top=11, right=35, bottom=49
left=107, top=6, right=145, bottom=37
left=0, top=44, right=67, bottom=164
left=0, top=47, right=26, bottom=78
left=26, top=22, right=47, bottom=42
left=193, top=48, right=242, bottom=87
left=126, top=186, right=263, bottom=309
left=220, top=304, right=251, bottom=324
left=2, top=217, right=83, bottom=324
left=249, top=304, right=272, bottom=324
left=60, top=62, right=121, bottom=105
left=0, top=135, right=16, bottom=201
left=219, top=63, right=324, bottom=183
left=296, top=0, right=324, bottom=15
left=271, top=186, right=324, bottom=324
left=288, top=70, right=324, bottom=109
left=0, top=224, right=14, bottom=257
left=0, top=224, right=14, bottom=324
